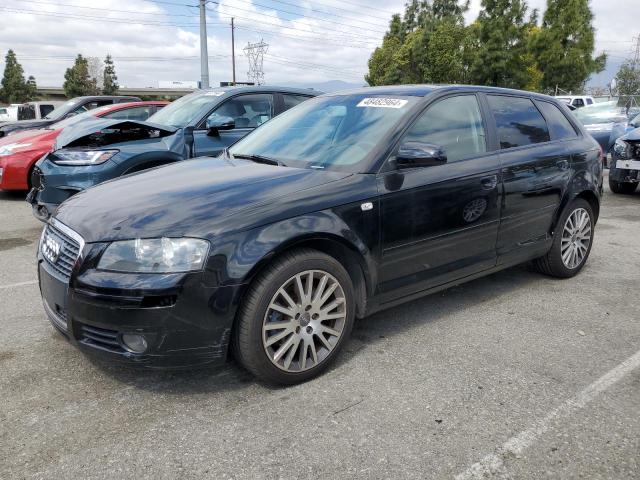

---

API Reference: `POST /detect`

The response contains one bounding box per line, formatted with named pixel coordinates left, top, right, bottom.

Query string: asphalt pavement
left=1, top=176, right=639, bottom=479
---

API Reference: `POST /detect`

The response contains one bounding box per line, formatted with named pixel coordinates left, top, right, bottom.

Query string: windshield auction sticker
left=357, top=98, right=408, bottom=108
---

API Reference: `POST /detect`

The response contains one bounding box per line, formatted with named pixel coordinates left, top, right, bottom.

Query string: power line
left=213, top=0, right=389, bottom=34
left=7, top=0, right=198, bottom=18
left=265, top=0, right=392, bottom=25
left=313, top=0, right=400, bottom=16
left=207, top=3, right=383, bottom=43
left=0, top=6, right=209, bottom=27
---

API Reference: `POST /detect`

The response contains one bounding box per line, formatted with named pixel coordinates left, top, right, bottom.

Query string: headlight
left=51, top=149, right=118, bottom=166
left=613, top=138, right=631, bottom=159
left=98, top=238, right=209, bottom=273
left=0, top=142, right=32, bottom=156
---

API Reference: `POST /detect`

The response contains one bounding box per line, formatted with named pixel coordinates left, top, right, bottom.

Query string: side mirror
left=206, top=116, right=235, bottom=136
left=396, top=141, right=447, bottom=168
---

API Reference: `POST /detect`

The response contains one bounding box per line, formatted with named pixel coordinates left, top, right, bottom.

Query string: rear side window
left=487, top=95, right=550, bottom=149
left=102, top=106, right=153, bottom=121
left=282, top=94, right=312, bottom=111
left=586, top=98, right=594, bottom=105
left=535, top=101, right=577, bottom=140
left=402, top=95, right=486, bottom=163
left=40, top=105, right=55, bottom=117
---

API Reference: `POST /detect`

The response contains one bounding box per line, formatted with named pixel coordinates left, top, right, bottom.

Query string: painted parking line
left=456, top=348, right=640, bottom=479
left=0, top=280, right=38, bottom=290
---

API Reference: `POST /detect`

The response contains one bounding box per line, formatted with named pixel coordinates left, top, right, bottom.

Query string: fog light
left=121, top=333, right=148, bottom=353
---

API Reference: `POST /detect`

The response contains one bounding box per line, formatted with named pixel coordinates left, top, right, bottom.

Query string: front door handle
left=480, top=175, right=498, bottom=190
left=556, top=159, right=570, bottom=170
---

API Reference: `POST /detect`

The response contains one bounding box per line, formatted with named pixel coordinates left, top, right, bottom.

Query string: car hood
left=0, top=119, right=53, bottom=130
left=54, top=156, right=351, bottom=242
left=0, top=127, right=59, bottom=146
left=54, top=118, right=178, bottom=150
left=621, top=127, right=640, bottom=142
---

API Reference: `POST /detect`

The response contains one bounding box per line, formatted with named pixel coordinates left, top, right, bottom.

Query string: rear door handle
left=480, top=175, right=498, bottom=190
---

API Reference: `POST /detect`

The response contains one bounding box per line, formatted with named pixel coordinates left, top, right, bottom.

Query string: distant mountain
left=281, top=79, right=367, bottom=93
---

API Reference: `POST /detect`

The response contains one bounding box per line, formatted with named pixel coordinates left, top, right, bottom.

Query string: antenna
left=243, top=40, right=269, bottom=85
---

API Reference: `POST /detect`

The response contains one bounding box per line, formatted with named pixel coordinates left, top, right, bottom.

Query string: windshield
left=229, top=94, right=419, bottom=172
left=147, top=90, right=224, bottom=128
left=574, top=102, right=628, bottom=125
left=44, top=99, right=79, bottom=120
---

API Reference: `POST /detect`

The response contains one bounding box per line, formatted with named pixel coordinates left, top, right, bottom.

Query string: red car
left=0, top=101, right=168, bottom=191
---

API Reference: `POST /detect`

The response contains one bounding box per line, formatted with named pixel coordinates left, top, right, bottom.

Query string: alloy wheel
left=561, top=207, right=592, bottom=269
left=262, top=269, right=347, bottom=372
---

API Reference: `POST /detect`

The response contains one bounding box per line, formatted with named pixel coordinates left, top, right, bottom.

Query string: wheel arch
left=121, top=153, right=184, bottom=175
left=241, top=233, right=373, bottom=320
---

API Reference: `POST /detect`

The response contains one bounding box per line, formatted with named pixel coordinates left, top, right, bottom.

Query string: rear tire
left=533, top=198, right=594, bottom=278
left=233, top=248, right=355, bottom=385
left=608, top=175, right=638, bottom=194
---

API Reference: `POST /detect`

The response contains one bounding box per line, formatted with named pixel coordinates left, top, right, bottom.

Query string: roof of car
left=196, top=85, right=320, bottom=96
left=71, top=95, right=142, bottom=101
left=93, top=101, right=169, bottom=112
left=324, top=84, right=558, bottom=102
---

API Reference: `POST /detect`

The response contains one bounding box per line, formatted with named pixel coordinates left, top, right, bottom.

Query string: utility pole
left=199, top=0, right=210, bottom=89
left=231, top=18, right=236, bottom=85
left=632, top=35, right=640, bottom=69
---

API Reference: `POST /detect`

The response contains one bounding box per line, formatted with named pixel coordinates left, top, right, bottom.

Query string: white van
left=0, top=105, right=19, bottom=122
left=555, top=95, right=595, bottom=109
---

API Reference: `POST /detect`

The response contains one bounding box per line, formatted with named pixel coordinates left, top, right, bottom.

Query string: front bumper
left=29, top=154, right=123, bottom=220
left=38, top=222, right=243, bottom=368
left=610, top=156, right=640, bottom=183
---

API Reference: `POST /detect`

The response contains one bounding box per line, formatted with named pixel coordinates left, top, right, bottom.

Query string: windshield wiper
left=231, top=153, right=286, bottom=167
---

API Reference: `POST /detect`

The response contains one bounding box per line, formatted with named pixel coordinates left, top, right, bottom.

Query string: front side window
left=573, top=99, right=585, bottom=107
left=207, top=94, right=273, bottom=129
left=229, top=94, right=419, bottom=172
left=487, top=95, right=550, bottom=149
left=402, top=95, right=486, bottom=163
left=535, top=101, right=577, bottom=140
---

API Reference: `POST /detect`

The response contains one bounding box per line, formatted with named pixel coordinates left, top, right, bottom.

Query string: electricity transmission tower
left=244, top=40, right=268, bottom=85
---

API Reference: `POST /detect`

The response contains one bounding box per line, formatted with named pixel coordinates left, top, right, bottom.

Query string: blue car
left=573, top=101, right=640, bottom=153
left=28, top=86, right=317, bottom=220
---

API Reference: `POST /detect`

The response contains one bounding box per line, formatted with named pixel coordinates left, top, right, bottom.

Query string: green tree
left=0, top=50, right=34, bottom=103
left=63, top=54, right=98, bottom=98
left=366, top=0, right=469, bottom=86
left=102, top=54, right=119, bottom=95
left=614, top=60, right=640, bottom=96
left=26, top=75, right=38, bottom=99
left=533, top=0, right=606, bottom=93
left=469, top=0, right=533, bottom=89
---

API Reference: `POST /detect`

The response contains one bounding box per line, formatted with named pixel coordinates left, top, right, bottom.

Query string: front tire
left=234, top=248, right=355, bottom=384
left=533, top=198, right=594, bottom=278
left=608, top=175, right=638, bottom=194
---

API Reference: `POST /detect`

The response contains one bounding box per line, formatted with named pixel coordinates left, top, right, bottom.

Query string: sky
left=0, top=0, right=637, bottom=90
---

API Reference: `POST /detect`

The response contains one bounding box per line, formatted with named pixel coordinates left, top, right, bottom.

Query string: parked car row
left=27, top=86, right=316, bottom=219
left=34, top=84, right=603, bottom=384
left=0, top=101, right=167, bottom=191
left=0, top=95, right=142, bottom=138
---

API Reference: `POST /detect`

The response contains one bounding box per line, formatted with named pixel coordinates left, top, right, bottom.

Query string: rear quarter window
left=535, top=101, right=578, bottom=141
left=487, top=95, right=550, bottom=149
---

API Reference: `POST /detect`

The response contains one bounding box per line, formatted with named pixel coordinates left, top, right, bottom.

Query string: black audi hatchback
left=38, top=85, right=602, bottom=384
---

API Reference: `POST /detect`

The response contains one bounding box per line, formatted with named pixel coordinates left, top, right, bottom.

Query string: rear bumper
left=38, top=255, right=243, bottom=369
